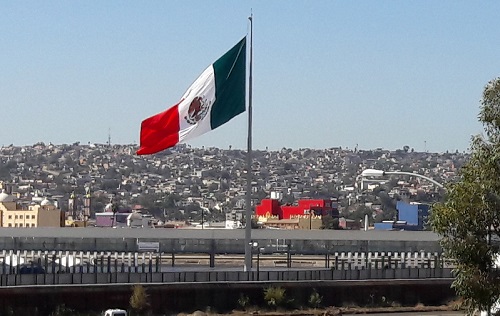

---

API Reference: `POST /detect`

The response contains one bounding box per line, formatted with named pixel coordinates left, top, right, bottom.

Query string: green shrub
left=308, top=289, right=323, bottom=308
left=50, top=304, right=75, bottom=316
left=263, top=286, right=286, bottom=308
left=237, top=293, right=250, bottom=310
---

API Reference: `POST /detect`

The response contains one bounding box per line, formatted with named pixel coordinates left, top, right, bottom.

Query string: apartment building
left=0, top=190, right=64, bottom=228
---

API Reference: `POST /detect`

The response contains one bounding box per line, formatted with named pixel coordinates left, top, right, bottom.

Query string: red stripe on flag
left=136, top=103, right=180, bottom=155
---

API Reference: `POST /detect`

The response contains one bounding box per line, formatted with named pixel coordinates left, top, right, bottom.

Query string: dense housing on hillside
left=0, top=143, right=466, bottom=230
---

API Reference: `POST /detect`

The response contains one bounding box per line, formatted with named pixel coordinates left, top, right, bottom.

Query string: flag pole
left=244, top=13, right=254, bottom=272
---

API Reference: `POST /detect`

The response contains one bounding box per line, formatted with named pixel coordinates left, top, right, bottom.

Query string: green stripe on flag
left=211, top=37, right=246, bottom=130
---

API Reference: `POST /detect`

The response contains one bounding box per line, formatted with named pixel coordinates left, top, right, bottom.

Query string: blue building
left=374, top=201, right=430, bottom=231
left=396, top=201, right=429, bottom=230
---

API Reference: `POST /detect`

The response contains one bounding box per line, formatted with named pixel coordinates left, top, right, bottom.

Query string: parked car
left=104, top=309, right=127, bottom=316
left=480, top=300, right=500, bottom=316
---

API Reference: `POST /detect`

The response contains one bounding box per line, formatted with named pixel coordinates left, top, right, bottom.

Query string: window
left=20, top=215, right=23, bottom=219
left=19, top=223, right=23, bottom=227
left=31, top=223, right=35, bottom=227
left=8, top=215, right=12, bottom=219
left=15, top=215, right=18, bottom=219
left=8, top=224, right=12, bottom=227
left=31, top=215, right=35, bottom=219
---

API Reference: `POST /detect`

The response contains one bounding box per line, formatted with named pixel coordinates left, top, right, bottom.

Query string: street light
left=250, top=241, right=259, bottom=278
left=360, top=168, right=444, bottom=189
left=257, top=247, right=264, bottom=280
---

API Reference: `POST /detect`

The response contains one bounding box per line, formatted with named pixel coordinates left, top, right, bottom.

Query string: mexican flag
left=137, top=37, right=246, bottom=155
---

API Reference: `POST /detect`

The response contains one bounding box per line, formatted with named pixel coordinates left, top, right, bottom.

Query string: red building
left=255, top=198, right=339, bottom=220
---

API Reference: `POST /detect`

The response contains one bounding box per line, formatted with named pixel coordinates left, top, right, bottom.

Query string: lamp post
left=201, top=207, right=204, bottom=230
left=257, top=246, right=264, bottom=280
left=360, top=168, right=444, bottom=189
left=250, top=241, right=258, bottom=279
left=109, top=195, right=118, bottom=228
left=256, top=246, right=260, bottom=276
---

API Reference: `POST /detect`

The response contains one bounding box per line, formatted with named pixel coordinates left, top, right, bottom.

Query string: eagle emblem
left=185, top=96, right=210, bottom=125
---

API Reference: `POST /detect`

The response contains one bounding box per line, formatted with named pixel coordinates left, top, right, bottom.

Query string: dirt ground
left=177, top=304, right=462, bottom=316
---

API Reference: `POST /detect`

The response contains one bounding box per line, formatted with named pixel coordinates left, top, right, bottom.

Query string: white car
left=480, top=300, right=500, bottom=316
left=104, top=309, right=127, bottom=316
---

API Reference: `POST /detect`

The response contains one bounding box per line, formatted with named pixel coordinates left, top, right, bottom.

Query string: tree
left=321, top=215, right=340, bottom=230
left=207, top=182, right=219, bottom=192
left=165, top=193, right=181, bottom=208
left=281, top=193, right=295, bottom=205
left=351, top=205, right=372, bottom=222
left=431, top=78, right=500, bottom=315
left=190, top=185, right=201, bottom=197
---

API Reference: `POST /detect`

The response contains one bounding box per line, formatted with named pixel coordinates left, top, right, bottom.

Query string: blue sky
left=1, top=1, right=499, bottom=153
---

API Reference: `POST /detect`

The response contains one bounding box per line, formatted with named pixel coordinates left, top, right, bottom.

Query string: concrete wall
left=0, top=277, right=456, bottom=314
left=0, top=228, right=443, bottom=253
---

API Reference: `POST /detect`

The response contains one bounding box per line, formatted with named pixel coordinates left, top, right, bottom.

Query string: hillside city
left=0, top=142, right=468, bottom=227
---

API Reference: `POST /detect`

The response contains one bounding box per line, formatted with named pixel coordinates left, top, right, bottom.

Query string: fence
left=0, top=266, right=454, bottom=287
left=0, top=249, right=454, bottom=274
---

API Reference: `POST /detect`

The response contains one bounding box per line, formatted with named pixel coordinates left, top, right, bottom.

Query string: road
left=344, top=312, right=464, bottom=316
